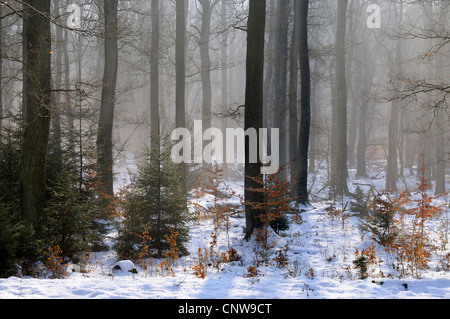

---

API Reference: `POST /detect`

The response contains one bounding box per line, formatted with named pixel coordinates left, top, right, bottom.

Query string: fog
left=0, top=0, right=448, bottom=195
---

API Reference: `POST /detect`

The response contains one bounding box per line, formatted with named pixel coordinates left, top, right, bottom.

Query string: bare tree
left=245, top=0, right=266, bottom=238
left=296, top=0, right=311, bottom=204
left=21, top=0, right=52, bottom=225
left=332, top=0, right=349, bottom=197
left=97, top=0, right=119, bottom=198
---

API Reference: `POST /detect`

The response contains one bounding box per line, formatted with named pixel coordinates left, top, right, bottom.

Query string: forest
left=0, top=0, right=449, bottom=299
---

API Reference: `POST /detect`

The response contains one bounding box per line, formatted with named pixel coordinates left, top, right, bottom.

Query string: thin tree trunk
left=273, top=0, right=289, bottom=180
left=434, top=2, right=447, bottom=195
left=151, top=0, right=160, bottom=151
left=0, top=4, right=3, bottom=131
left=288, top=0, right=299, bottom=190
left=221, top=0, right=230, bottom=177
left=296, top=0, right=311, bottom=205
left=176, top=0, right=187, bottom=186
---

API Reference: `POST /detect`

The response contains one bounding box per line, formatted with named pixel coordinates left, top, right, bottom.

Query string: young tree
left=97, top=0, right=119, bottom=199
left=244, top=0, right=266, bottom=238
left=21, top=0, right=52, bottom=226
left=115, top=139, right=190, bottom=259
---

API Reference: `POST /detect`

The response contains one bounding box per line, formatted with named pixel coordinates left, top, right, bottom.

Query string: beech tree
left=21, top=0, right=52, bottom=226
left=244, top=0, right=266, bottom=238
left=332, top=0, right=349, bottom=197
left=97, top=0, right=119, bottom=199
left=296, top=0, right=311, bottom=205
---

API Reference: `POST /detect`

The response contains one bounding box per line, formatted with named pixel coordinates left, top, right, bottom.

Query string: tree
left=434, top=2, right=447, bottom=195
left=0, top=4, right=3, bottom=131
left=385, top=2, right=404, bottom=192
left=244, top=0, right=266, bottom=238
left=296, top=0, right=311, bottom=205
left=21, top=0, right=52, bottom=226
left=288, top=0, right=299, bottom=190
left=97, top=0, right=119, bottom=199
left=332, top=0, right=349, bottom=197
left=150, top=0, right=160, bottom=151
left=115, top=139, right=190, bottom=259
left=197, top=0, right=220, bottom=176
left=272, top=0, right=289, bottom=181
left=176, top=0, right=188, bottom=186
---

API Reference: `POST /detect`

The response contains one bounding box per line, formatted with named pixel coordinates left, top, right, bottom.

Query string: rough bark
left=21, top=0, right=52, bottom=225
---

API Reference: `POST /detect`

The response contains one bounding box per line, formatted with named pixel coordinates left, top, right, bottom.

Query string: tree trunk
left=288, top=0, right=299, bottom=190
left=245, top=0, right=266, bottom=238
left=333, top=0, right=349, bottom=197
left=97, top=0, right=119, bottom=198
left=21, top=0, right=52, bottom=225
left=176, top=0, right=187, bottom=185
left=385, top=4, right=403, bottom=192
left=151, top=0, right=160, bottom=151
left=355, top=30, right=375, bottom=179
left=434, top=2, right=447, bottom=195
left=0, top=4, right=3, bottom=131
left=272, top=0, right=289, bottom=180
left=296, top=0, right=311, bottom=205
left=221, top=0, right=230, bottom=177
left=50, top=0, right=63, bottom=170
left=199, top=0, right=214, bottom=156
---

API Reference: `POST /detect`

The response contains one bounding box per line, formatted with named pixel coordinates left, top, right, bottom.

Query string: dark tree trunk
left=245, top=0, right=266, bottom=238
left=288, top=0, right=299, bottom=191
left=21, top=0, right=52, bottom=225
left=0, top=4, right=3, bottom=131
left=296, top=0, right=311, bottom=205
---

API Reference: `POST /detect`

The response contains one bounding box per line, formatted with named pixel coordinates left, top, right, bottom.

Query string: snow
left=0, top=163, right=449, bottom=300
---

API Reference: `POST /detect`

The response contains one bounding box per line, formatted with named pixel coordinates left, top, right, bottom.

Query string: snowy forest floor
left=0, top=160, right=449, bottom=299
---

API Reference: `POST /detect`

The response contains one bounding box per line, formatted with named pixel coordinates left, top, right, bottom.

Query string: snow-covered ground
left=0, top=163, right=449, bottom=300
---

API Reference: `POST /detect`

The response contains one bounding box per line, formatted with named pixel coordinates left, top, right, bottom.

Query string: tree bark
left=333, top=0, right=349, bottom=197
left=288, top=0, right=299, bottom=190
left=176, top=0, right=187, bottom=185
left=272, top=0, right=289, bottom=180
left=21, top=0, right=52, bottom=225
left=0, top=4, right=3, bottom=131
left=434, top=2, right=447, bottom=195
left=97, top=0, right=119, bottom=198
left=151, top=0, right=160, bottom=151
left=296, top=0, right=311, bottom=204
left=245, top=0, right=266, bottom=238
left=385, top=3, right=403, bottom=192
